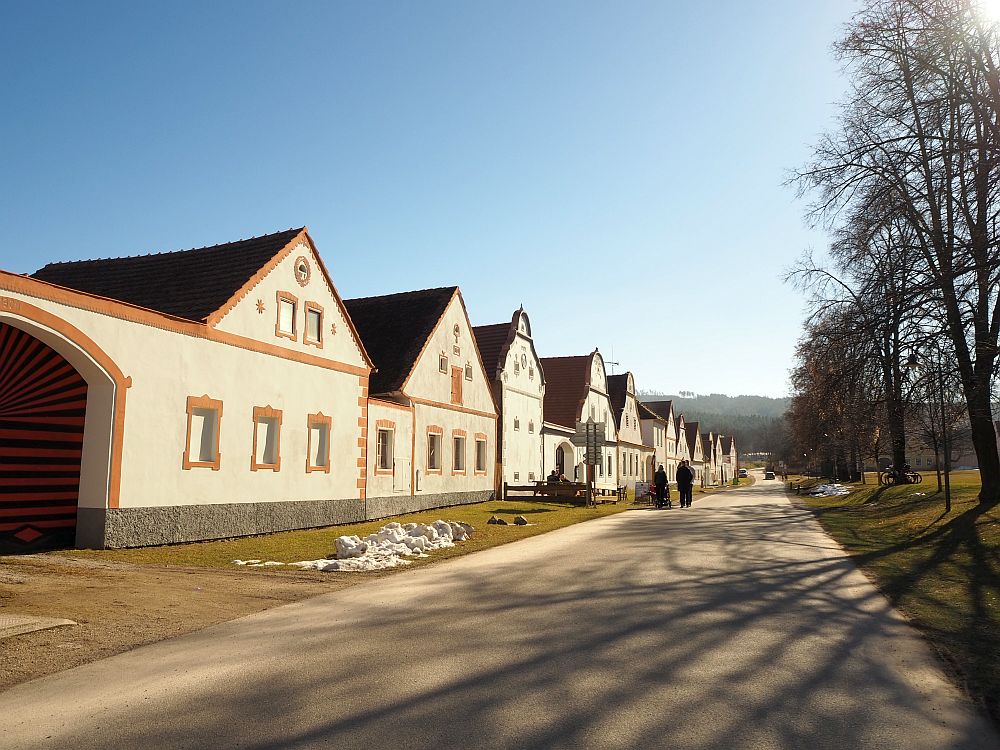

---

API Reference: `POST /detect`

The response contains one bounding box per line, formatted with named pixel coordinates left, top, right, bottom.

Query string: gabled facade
left=608, top=373, right=654, bottom=487
left=3, top=228, right=373, bottom=549
left=473, top=308, right=545, bottom=488
left=702, top=431, right=717, bottom=485
left=345, top=287, right=497, bottom=516
left=639, top=402, right=670, bottom=482
left=540, top=350, right=618, bottom=493
left=685, top=421, right=705, bottom=484
left=642, top=400, right=679, bottom=482
left=675, top=414, right=690, bottom=465
left=718, top=434, right=735, bottom=484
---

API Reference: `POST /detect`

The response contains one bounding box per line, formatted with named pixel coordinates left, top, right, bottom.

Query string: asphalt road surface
left=2, top=474, right=997, bottom=749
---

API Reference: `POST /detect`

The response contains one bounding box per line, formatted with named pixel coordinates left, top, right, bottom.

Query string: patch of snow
left=233, top=559, right=285, bottom=567
left=808, top=483, right=852, bottom=497
left=235, top=520, right=474, bottom=573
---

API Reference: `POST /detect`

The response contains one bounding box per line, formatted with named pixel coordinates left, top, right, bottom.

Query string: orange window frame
left=451, top=428, right=467, bottom=475
left=251, top=405, right=283, bottom=472
left=275, top=291, right=298, bottom=341
left=306, top=412, right=332, bottom=474
left=374, top=419, right=395, bottom=475
left=304, top=301, right=324, bottom=349
left=183, top=394, right=223, bottom=471
left=426, top=425, right=443, bottom=475
left=474, top=432, right=488, bottom=475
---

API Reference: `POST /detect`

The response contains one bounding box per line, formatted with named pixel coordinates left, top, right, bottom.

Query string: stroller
left=653, top=484, right=672, bottom=509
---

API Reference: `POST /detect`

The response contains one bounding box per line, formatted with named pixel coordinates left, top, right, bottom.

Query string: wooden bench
left=501, top=481, right=587, bottom=501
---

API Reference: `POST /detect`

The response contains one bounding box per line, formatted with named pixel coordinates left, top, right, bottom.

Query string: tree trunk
left=965, top=383, right=1000, bottom=507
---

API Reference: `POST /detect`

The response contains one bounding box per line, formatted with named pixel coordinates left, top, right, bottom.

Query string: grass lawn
left=55, top=498, right=631, bottom=570
left=797, top=470, right=1000, bottom=723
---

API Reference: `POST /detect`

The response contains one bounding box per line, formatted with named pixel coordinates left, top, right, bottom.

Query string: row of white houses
left=474, top=322, right=738, bottom=497
left=0, top=228, right=735, bottom=551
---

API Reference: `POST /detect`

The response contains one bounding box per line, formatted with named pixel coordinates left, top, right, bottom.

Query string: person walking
left=654, top=464, right=670, bottom=509
left=676, top=460, right=694, bottom=508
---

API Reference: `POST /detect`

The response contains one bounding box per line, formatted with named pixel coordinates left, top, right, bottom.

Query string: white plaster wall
left=2, top=287, right=366, bottom=509
left=412, top=402, right=494, bottom=495
left=366, top=401, right=414, bottom=498
left=213, top=241, right=368, bottom=369
left=498, top=328, right=544, bottom=485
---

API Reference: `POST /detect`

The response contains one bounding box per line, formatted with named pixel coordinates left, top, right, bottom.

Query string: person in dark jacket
left=654, top=464, right=670, bottom=508
left=676, top=460, right=694, bottom=508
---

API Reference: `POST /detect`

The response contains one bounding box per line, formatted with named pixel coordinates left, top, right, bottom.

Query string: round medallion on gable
left=521, top=353, right=527, bottom=369
left=294, top=256, right=311, bottom=287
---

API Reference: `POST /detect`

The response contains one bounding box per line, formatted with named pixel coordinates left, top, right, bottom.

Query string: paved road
left=2, top=475, right=997, bottom=749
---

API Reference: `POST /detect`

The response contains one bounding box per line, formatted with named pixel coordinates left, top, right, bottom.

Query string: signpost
left=572, top=418, right=608, bottom=507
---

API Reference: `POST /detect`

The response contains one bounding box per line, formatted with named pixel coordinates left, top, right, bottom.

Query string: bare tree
left=796, top=0, right=1000, bottom=506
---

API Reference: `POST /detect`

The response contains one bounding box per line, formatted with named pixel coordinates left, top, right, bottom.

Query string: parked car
left=738, top=469, right=748, bottom=478
left=764, top=470, right=776, bottom=480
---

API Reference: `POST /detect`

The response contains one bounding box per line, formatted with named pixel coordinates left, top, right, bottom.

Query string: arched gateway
left=0, top=322, right=87, bottom=551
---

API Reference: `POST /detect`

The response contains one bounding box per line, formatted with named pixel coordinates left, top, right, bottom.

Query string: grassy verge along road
left=796, top=470, right=1000, bottom=724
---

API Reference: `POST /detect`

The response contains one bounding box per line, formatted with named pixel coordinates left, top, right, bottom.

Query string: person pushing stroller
left=654, top=464, right=671, bottom=509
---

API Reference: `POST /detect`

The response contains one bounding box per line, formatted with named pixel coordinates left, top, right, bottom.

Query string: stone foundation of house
left=77, top=489, right=495, bottom=548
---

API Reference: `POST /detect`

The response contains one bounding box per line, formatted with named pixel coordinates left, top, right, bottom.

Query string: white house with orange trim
left=345, top=287, right=497, bottom=515
left=473, top=308, right=545, bottom=489
left=0, top=228, right=373, bottom=550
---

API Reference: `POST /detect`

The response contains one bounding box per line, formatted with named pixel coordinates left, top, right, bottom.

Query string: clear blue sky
left=0, top=1, right=849, bottom=397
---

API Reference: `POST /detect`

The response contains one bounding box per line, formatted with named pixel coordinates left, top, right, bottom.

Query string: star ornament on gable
left=256, top=299, right=265, bottom=314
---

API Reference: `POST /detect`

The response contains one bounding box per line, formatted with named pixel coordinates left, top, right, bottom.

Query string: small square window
left=514, top=471, right=519, bottom=480
left=427, top=432, right=442, bottom=471
left=307, top=414, right=331, bottom=473
left=465, top=363, right=473, bottom=381
left=513, top=418, right=520, bottom=431
left=276, top=294, right=297, bottom=340
left=305, top=304, right=323, bottom=347
left=377, top=428, right=394, bottom=472
left=252, top=406, right=282, bottom=471
left=529, top=367, right=534, bottom=380
left=528, top=471, right=535, bottom=481
left=184, top=395, right=222, bottom=470
left=439, top=355, right=448, bottom=374
left=475, top=438, right=487, bottom=473
left=528, top=421, right=534, bottom=433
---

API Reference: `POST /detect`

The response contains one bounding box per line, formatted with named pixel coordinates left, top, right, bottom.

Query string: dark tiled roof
left=31, top=228, right=304, bottom=321
left=607, top=374, right=628, bottom=430
left=685, top=422, right=700, bottom=459
left=540, top=355, right=591, bottom=429
left=643, top=400, right=674, bottom=421
left=472, top=322, right=510, bottom=379
left=702, top=433, right=714, bottom=461
left=344, top=287, right=457, bottom=395
left=721, top=435, right=734, bottom=454
left=637, top=401, right=666, bottom=423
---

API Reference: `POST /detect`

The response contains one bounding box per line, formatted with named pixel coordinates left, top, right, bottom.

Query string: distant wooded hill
left=638, top=392, right=790, bottom=418
left=637, top=392, right=790, bottom=454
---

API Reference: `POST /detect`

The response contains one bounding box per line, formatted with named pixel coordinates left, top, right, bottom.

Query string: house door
left=393, top=454, right=410, bottom=493
left=0, top=323, right=87, bottom=552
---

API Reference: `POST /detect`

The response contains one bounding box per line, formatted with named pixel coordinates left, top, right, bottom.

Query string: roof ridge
left=34, top=227, right=305, bottom=269
left=345, top=285, right=458, bottom=303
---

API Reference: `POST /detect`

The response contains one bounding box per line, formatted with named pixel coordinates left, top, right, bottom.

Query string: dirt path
left=0, top=555, right=359, bottom=690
